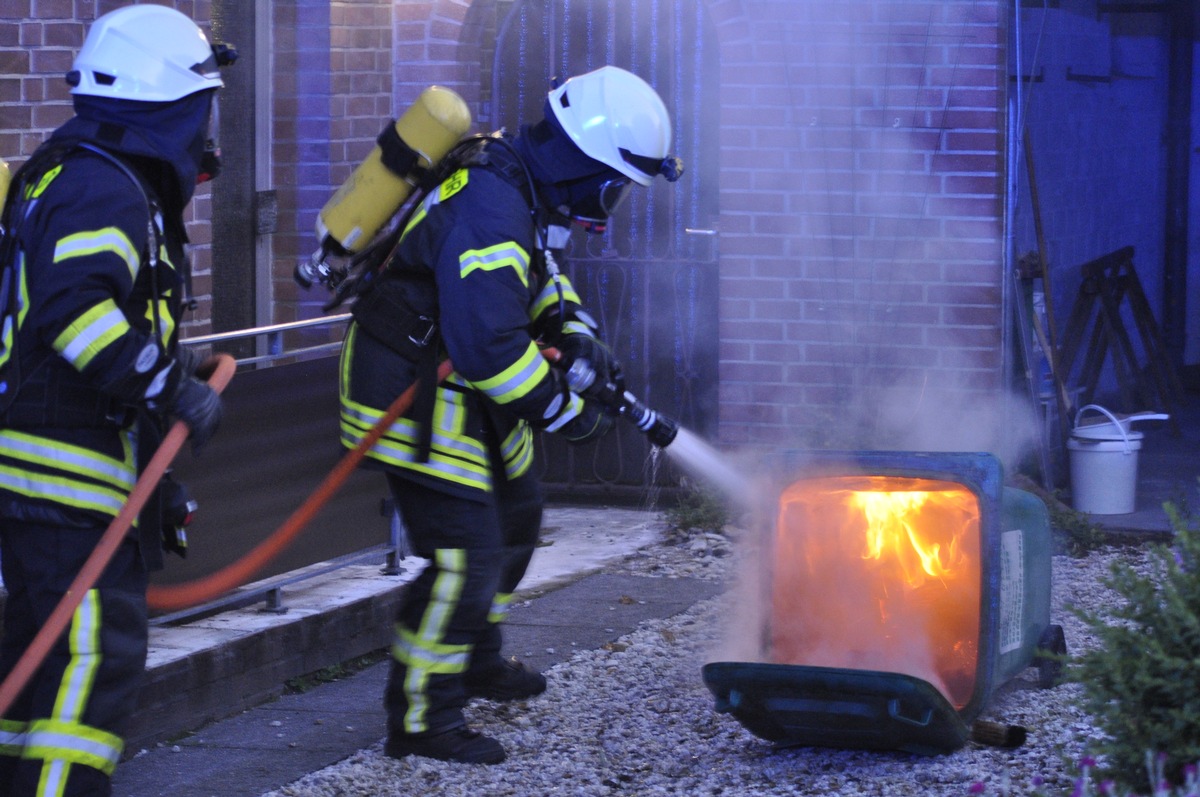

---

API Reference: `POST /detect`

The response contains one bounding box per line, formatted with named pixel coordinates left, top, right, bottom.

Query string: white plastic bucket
left=1068, top=405, right=1143, bottom=515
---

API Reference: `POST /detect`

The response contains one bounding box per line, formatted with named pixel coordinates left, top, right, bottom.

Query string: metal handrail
left=183, top=313, right=352, bottom=346
left=148, top=540, right=412, bottom=628
left=156, top=311, right=412, bottom=623
left=181, top=313, right=352, bottom=366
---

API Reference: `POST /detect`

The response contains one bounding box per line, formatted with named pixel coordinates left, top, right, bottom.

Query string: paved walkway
left=112, top=506, right=720, bottom=797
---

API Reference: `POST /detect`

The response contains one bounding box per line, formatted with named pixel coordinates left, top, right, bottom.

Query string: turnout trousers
left=383, top=469, right=542, bottom=736
left=0, top=522, right=148, bottom=797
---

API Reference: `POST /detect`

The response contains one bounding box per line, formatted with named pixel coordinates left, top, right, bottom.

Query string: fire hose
left=145, top=357, right=455, bottom=611
left=146, top=347, right=676, bottom=612
left=0, top=353, right=237, bottom=719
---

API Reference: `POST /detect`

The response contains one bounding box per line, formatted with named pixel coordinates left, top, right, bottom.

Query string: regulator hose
left=0, top=353, right=237, bottom=719
left=145, top=359, right=454, bottom=611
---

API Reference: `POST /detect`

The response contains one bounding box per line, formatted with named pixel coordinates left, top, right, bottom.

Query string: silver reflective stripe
left=41, top=759, right=68, bottom=796
left=53, top=227, right=139, bottom=280
left=26, top=727, right=120, bottom=769
left=58, top=591, right=101, bottom=723
left=0, top=430, right=135, bottom=490
left=545, top=393, right=583, bottom=432
left=0, top=467, right=126, bottom=516
left=57, top=306, right=125, bottom=367
left=392, top=630, right=470, bottom=672
left=0, top=725, right=28, bottom=752
left=340, top=428, right=488, bottom=488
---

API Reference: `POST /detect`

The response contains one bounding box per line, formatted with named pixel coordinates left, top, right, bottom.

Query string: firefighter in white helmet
left=0, top=7, right=234, bottom=794
left=338, top=65, right=683, bottom=764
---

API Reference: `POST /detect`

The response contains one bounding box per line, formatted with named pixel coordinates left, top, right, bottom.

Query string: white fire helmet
left=547, top=66, right=673, bottom=187
left=68, top=6, right=224, bottom=102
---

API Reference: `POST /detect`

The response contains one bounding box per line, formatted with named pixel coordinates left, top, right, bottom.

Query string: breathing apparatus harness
left=320, top=129, right=677, bottom=451
left=0, top=140, right=182, bottom=420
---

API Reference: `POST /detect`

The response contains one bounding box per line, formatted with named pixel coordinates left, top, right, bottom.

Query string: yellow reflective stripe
left=562, top=320, right=596, bottom=337
left=338, top=323, right=359, bottom=402
left=0, top=718, right=28, bottom=756
left=0, top=430, right=136, bottom=491
left=500, top=424, right=533, bottom=480
left=340, top=395, right=488, bottom=464
left=0, top=430, right=134, bottom=516
left=24, top=719, right=122, bottom=777
left=487, top=592, right=514, bottom=625
left=341, top=327, right=491, bottom=490
left=146, top=297, right=174, bottom=343
left=0, top=252, right=30, bottom=371
left=339, top=398, right=491, bottom=489
left=392, top=626, right=471, bottom=673
left=544, top=392, right=584, bottom=432
left=52, top=299, right=130, bottom=371
left=339, top=420, right=491, bottom=492
left=424, top=548, right=466, bottom=643
left=36, top=758, right=69, bottom=797
left=532, top=278, right=582, bottom=320
left=29, top=164, right=62, bottom=199
left=458, top=241, right=530, bottom=289
left=53, top=226, right=139, bottom=281
left=399, top=548, right=469, bottom=732
left=19, top=592, right=123, bottom=779
left=431, top=385, right=466, bottom=436
left=398, top=182, right=448, bottom=245
left=0, top=465, right=127, bottom=516
left=54, top=591, right=101, bottom=723
left=470, top=342, right=549, bottom=405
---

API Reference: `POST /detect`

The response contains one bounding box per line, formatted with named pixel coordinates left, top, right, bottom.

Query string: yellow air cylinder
left=0, top=157, right=11, bottom=220
left=317, top=85, right=472, bottom=254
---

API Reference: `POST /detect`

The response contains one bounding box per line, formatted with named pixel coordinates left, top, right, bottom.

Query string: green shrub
left=1048, top=497, right=1107, bottom=557
left=663, top=482, right=730, bottom=539
left=1070, top=497, right=1200, bottom=791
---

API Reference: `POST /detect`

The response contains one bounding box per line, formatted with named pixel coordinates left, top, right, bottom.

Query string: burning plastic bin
left=702, top=451, right=1063, bottom=755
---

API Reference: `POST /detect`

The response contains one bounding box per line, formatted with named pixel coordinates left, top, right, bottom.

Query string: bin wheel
left=1033, top=624, right=1067, bottom=688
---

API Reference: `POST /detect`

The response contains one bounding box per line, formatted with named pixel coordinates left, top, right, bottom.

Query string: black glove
left=159, top=473, right=197, bottom=558
left=556, top=333, right=623, bottom=393
left=168, top=376, right=223, bottom=454
left=558, top=397, right=614, bottom=445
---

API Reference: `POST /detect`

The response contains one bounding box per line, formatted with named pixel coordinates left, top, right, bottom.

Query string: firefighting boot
left=384, top=725, right=505, bottom=765
left=464, top=656, right=547, bottom=701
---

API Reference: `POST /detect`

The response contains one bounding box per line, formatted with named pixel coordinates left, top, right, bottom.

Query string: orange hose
left=0, top=353, right=237, bottom=719
left=146, top=359, right=455, bottom=611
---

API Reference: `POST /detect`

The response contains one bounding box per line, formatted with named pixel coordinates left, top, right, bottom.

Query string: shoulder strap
left=76, top=143, right=162, bottom=272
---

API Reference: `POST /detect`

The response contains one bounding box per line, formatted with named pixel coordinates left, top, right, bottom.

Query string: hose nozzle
left=565, top=360, right=679, bottom=449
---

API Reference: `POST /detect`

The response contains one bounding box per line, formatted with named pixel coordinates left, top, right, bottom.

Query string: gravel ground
left=261, top=521, right=1155, bottom=797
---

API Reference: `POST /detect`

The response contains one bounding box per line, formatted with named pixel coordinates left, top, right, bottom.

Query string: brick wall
left=713, top=1, right=1008, bottom=452
left=0, top=1, right=217, bottom=338
left=4, top=0, right=1019, bottom=455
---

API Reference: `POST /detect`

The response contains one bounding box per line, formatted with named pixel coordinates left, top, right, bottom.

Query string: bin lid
left=1067, top=436, right=1143, bottom=451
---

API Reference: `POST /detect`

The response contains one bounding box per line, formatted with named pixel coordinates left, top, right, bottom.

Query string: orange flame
left=770, top=476, right=981, bottom=708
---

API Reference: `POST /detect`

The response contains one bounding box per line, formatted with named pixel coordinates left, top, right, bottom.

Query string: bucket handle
left=1074, top=404, right=1132, bottom=453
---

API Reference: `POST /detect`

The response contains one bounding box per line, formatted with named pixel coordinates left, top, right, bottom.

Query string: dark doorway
left=474, top=0, right=721, bottom=499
